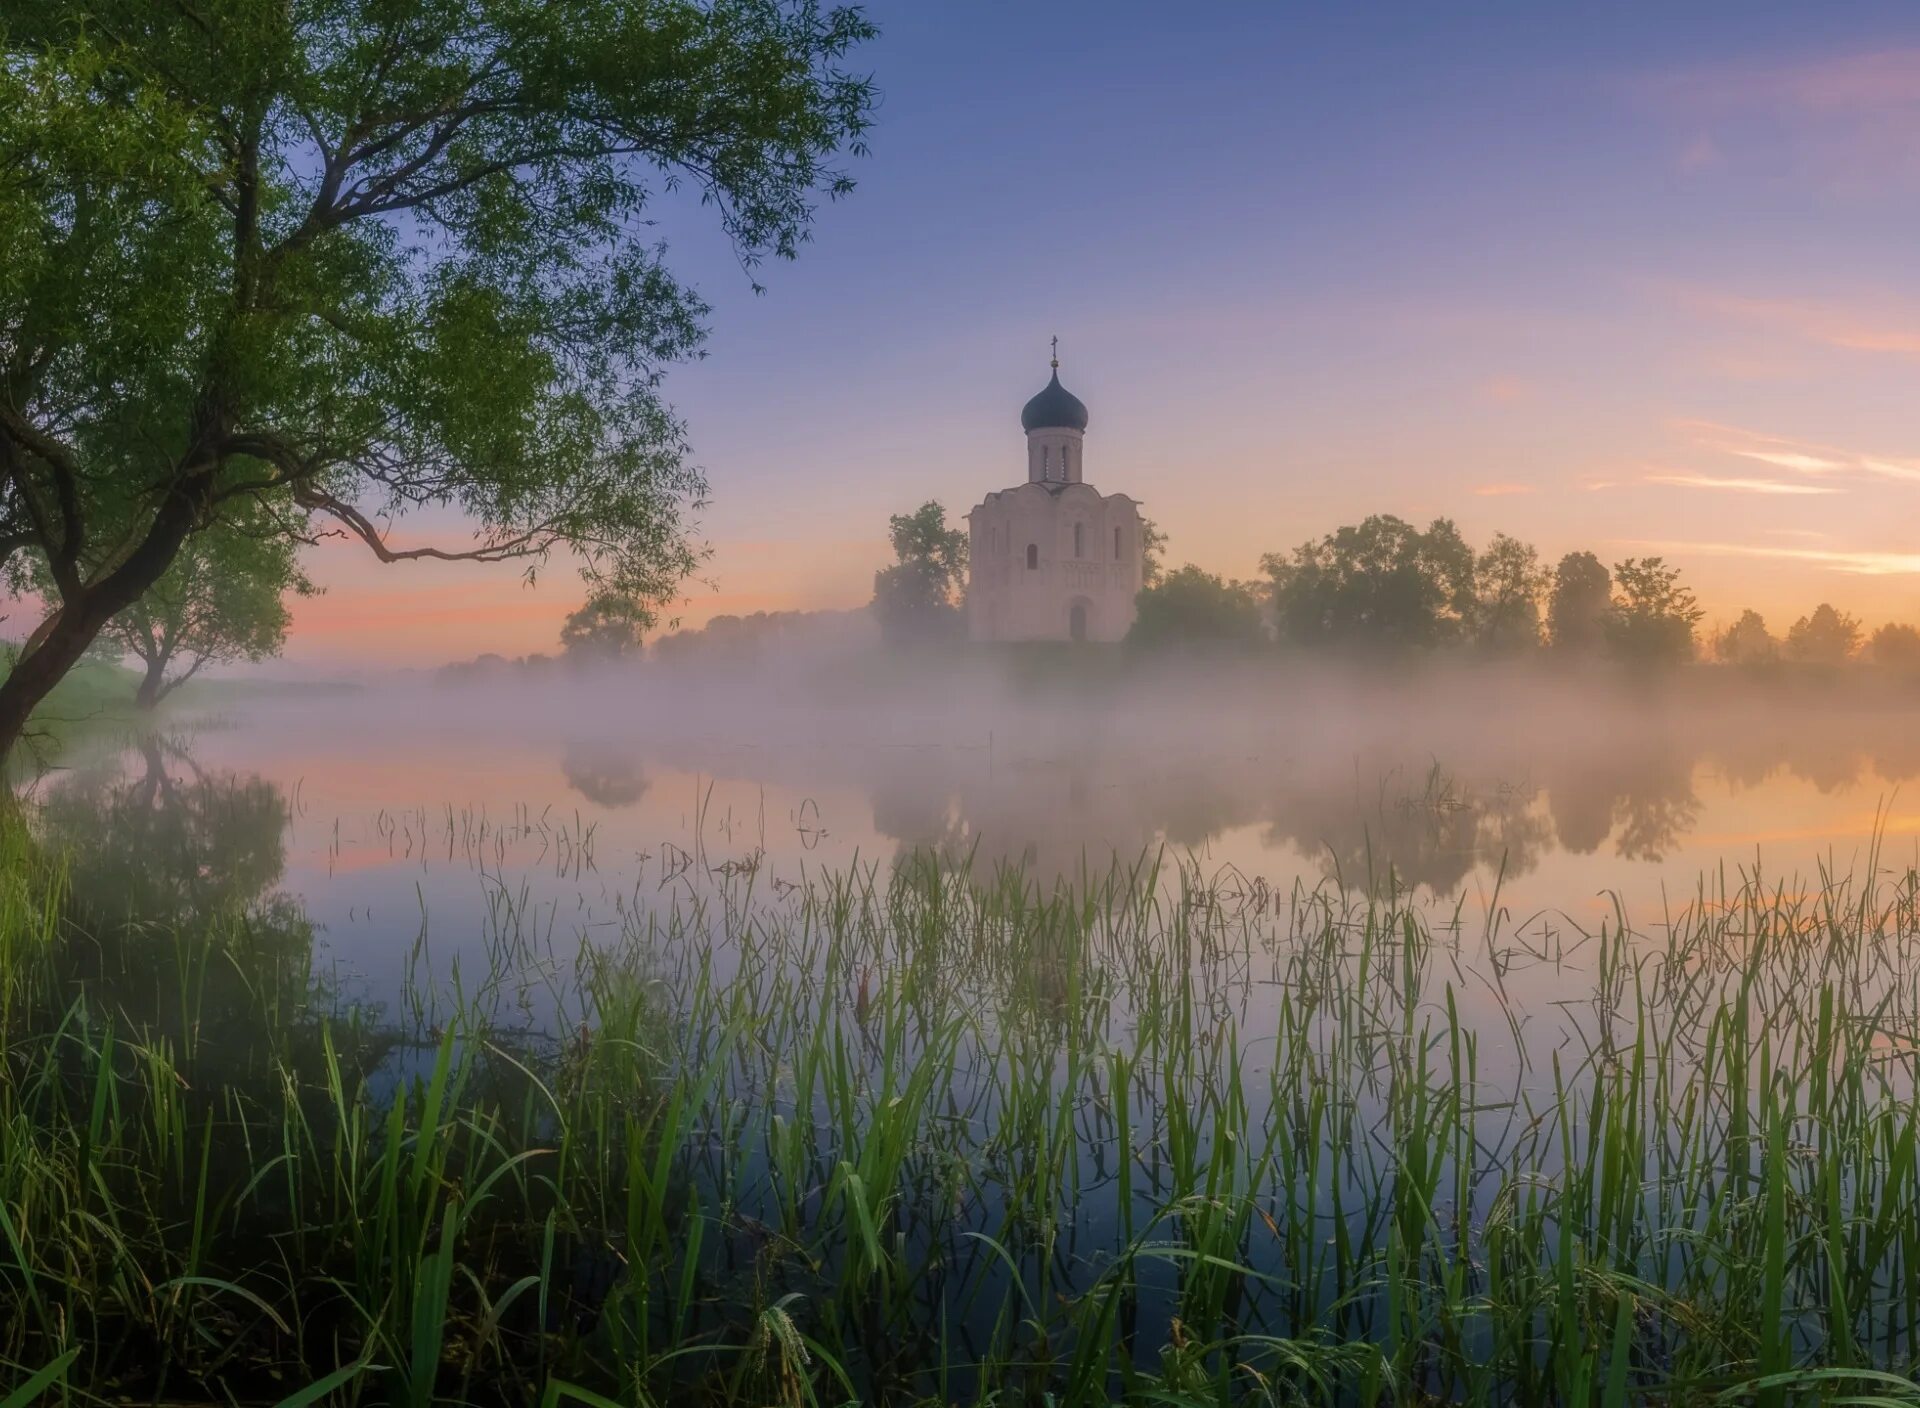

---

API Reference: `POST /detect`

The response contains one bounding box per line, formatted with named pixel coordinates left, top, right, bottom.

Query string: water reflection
left=31, top=731, right=330, bottom=1076
left=787, top=710, right=1914, bottom=899
left=560, top=739, right=650, bottom=809
left=41, top=732, right=291, bottom=921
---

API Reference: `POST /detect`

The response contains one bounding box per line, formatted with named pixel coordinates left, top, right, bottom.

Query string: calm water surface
left=36, top=677, right=1920, bottom=1017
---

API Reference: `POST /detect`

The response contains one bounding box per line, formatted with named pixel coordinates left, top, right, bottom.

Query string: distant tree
left=106, top=527, right=315, bottom=710
left=1127, top=566, right=1265, bottom=651
left=1262, top=515, right=1476, bottom=651
left=1546, top=551, right=1612, bottom=652
left=872, top=502, right=968, bottom=644
left=1784, top=603, right=1861, bottom=666
left=1715, top=609, right=1777, bottom=667
left=1141, top=519, right=1171, bottom=586
left=1868, top=622, right=1920, bottom=671
left=1606, top=558, right=1703, bottom=664
left=1472, top=533, right=1548, bottom=653
left=560, top=594, right=651, bottom=663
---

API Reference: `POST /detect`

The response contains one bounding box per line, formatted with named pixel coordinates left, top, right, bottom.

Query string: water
left=32, top=672, right=1920, bottom=1018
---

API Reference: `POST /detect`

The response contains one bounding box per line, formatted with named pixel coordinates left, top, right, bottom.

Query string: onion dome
left=1020, top=361, right=1089, bottom=433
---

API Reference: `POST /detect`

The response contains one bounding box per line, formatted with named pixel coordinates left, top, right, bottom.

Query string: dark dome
left=1021, top=369, right=1089, bottom=433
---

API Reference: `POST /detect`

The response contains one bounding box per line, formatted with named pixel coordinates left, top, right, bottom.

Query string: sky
left=288, top=0, right=1920, bottom=666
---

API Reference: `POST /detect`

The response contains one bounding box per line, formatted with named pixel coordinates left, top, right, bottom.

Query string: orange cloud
left=1472, top=482, right=1536, bottom=497
left=1676, top=419, right=1920, bottom=482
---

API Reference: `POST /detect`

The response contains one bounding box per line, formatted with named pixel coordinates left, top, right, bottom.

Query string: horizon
left=274, top=0, right=1920, bottom=667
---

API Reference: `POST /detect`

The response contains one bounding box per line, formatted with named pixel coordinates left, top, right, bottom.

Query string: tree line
left=870, top=503, right=1920, bottom=671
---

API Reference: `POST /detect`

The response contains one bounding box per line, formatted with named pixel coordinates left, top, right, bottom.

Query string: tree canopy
left=1471, top=533, right=1548, bottom=653
left=1715, top=609, right=1777, bottom=667
left=0, top=0, right=877, bottom=753
left=1127, top=565, right=1264, bottom=652
left=560, top=593, right=650, bottom=663
left=1606, top=558, right=1702, bottom=665
left=871, top=500, right=967, bottom=644
left=1546, top=551, right=1611, bottom=653
left=107, top=519, right=315, bottom=708
left=1869, top=622, right=1920, bottom=671
left=1262, top=515, right=1476, bottom=651
left=1784, top=603, right=1861, bottom=666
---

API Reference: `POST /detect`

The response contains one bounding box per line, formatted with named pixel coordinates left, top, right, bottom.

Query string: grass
left=9, top=812, right=1920, bottom=1403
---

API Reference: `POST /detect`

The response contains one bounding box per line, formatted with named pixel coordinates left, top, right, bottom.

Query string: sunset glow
left=262, top=3, right=1920, bottom=667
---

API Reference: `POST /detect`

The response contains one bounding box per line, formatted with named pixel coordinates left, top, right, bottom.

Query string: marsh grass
left=9, top=815, right=1920, bottom=1404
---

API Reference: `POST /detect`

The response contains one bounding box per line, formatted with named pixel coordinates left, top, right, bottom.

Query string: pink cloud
left=1675, top=289, right=1920, bottom=359
left=1637, top=48, right=1920, bottom=188
left=1643, top=471, right=1838, bottom=496
left=1675, top=419, right=1920, bottom=482
left=1631, top=539, right=1920, bottom=576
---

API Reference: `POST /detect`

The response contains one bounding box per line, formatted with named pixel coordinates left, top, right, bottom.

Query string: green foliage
left=1127, top=564, right=1265, bottom=651
left=1262, top=514, right=1476, bottom=651
left=1784, top=603, right=1861, bottom=667
left=559, top=592, right=650, bottom=663
left=0, top=0, right=878, bottom=746
left=1141, top=518, right=1170, bottom=586
left=101, top=521, right=315, bottom=707
left=1716, top=609, right=1778, bottom=667
left=1547, top=550, right=1611, bottom=652
left=13, top=801, right=1920, bottom=1403
left=1606, top=557, right=1702, bottom=665
left=871, top=500, right=967, bottom=644
left=1471, top=532, right=1547, bottom=653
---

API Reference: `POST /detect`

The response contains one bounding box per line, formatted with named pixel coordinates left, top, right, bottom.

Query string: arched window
left=1073, top=522, right=1084, bottom=557
left=1114, top=525, right=1123, bottom=560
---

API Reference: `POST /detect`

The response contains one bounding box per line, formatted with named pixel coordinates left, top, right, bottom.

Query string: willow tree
left=0, top=0, right=876, bottom=755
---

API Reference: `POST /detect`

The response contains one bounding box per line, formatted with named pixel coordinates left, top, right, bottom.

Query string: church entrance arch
left=1068, top=598, right=1091, bottom=643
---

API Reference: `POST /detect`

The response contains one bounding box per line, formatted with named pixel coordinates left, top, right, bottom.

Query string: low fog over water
left=35, top=650, right=1920, bottom=1009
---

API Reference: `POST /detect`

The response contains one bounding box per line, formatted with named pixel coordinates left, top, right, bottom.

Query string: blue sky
left=293, top=1, right=1920, bottom=661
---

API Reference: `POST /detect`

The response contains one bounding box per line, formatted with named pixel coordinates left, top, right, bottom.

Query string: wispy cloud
left=1675, top=290, right=1920, bottom=360
left=1637, top=48, right=1920, bottom=188
left=1631, top=540, right=1920, bottom=576
left=1472, top=482, right=1535, bottom=497
left=1676, top=419, right=1920, bottom=482
left=1644, top=471, right=1838, bottom=495
left=1647, top=48, right=1920, bottom=117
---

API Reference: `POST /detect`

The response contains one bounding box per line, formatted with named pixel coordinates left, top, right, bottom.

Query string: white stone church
left=966, top=353, right=1143, bottom=642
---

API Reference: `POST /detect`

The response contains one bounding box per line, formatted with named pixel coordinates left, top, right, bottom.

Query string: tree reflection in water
left=31, top=731, right=335, bottom=1078
left=560, top=738, right=651, bottom=808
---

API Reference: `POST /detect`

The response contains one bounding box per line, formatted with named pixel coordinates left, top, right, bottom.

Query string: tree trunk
left=134, top=652, right=169, bottom=710
left=0, top=495, right=199, bottom=760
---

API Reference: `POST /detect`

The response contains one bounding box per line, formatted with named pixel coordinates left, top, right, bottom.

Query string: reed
left=8, top=819, right=1920, bottom=1404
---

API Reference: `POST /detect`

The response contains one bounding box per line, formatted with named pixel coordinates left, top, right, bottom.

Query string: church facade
left=965, top=355, right=1143, bottom=643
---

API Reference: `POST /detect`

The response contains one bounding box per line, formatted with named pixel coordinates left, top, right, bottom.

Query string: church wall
left=967, top=484, right=1142, bottom=643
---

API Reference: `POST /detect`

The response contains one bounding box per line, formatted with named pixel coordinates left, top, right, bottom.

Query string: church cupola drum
left=966, top=344, right=1144, bottom=643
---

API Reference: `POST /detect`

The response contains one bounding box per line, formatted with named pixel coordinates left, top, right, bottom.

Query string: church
left=966, top=350, right=1144, bottom=642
